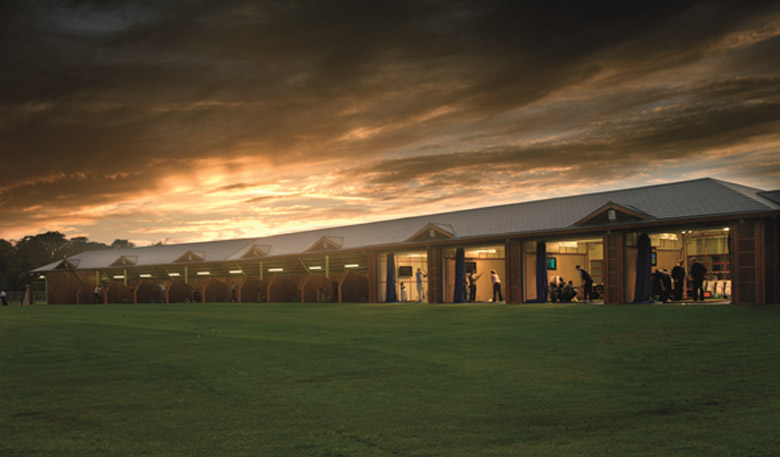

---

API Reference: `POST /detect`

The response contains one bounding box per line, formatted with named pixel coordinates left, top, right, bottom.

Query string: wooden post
left=506, top=240, right=523, bottom=304
left=604, top=232, right=625, bottom=304
left=427, top=246, right=442, bottom=304
left=325, top=255, right=330, bottom=278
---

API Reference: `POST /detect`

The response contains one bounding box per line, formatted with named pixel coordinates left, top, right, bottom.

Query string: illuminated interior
left=442, top=245, right=506, bottom=302
left=523, top=238, right=605, bottom=302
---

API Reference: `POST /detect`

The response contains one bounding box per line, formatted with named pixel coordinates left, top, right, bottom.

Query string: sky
left=1, top=0, right=779, bottom=246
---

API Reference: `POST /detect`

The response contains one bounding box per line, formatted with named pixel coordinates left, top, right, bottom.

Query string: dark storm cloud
left=1, top=0, right=778, bottom=240
left=345, top=74, right=780, bottom=188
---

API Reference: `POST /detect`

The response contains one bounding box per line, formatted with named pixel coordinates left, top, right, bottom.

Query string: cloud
left=1, top=1, right=778, bottom=243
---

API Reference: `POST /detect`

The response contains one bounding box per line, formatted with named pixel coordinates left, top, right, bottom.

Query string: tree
left=0, top=238, right=19, bottom=290
left=111, top=239, right=135, bottom=249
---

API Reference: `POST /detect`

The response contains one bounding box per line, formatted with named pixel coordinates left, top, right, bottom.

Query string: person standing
left=690, top=258, right=707, bottom=301
left=94, top=285, right=102, bottom=304
left=468, top=270, right=483, bottom=302
left=230, top=282, right=238, bottom=302
left=490, top=270, right=503, bottom=302
left=576, top=265, right=593, bottom=302
left=671, top=259, right=686, bottom=300
left=1, top=290, right=8, bottom=306
left=416, top=268, right=427, bottom=302
left=160, top=282, right=167, bottom=303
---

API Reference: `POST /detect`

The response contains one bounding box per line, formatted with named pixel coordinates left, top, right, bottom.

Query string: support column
left=604, top=231, right=625, bottom=304
left=732, top=219, right=764, bottom=304
left=427, top=246, right=443, bottom=304
left=367, top=252, right=378, bottom=303
left=506, top=240, right=523, bottom=304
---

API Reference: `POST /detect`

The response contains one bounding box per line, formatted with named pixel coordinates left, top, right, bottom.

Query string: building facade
left=32, top=179, right=780, bottom=305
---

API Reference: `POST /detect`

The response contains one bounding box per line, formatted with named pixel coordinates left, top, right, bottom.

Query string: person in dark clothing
left=690, top=258, right=707, bottom=301
left=653, top=269, right=671, bottom=303
left=549, top=281, right=559, bottom=303
left=576, top=265, right=593, bottom=302
left=468, top=271, right=483, bottom=302
left=671, top=260, right=686, bottom=300
left=561, top=281, right=576, bottom=302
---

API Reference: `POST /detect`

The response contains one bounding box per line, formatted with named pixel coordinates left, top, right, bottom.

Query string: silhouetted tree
left=0, top=232, right=112, bottom=291
left=111, top=239, right=135, bottom=249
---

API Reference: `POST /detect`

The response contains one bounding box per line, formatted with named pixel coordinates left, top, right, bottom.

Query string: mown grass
left=1, top=302, right=778, bottom=456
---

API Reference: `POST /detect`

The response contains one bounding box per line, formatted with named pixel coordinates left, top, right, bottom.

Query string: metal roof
left=33, top=178, right=779, bottom=272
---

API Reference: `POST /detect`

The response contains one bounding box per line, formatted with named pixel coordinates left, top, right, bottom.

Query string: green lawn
left=1, top=302, right=778, bottom=457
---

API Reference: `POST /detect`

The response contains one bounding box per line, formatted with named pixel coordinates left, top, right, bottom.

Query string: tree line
left=0, top=232, right=135, bottom=291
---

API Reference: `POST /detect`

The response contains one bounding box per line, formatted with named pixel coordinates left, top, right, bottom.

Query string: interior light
left=38, top=275, right=45, bottom=280
left=309, top=266, right=322, bottom=270
left=268, top=268, right=284, bottom=272
left=344, top=264, right=360, bottom=268
left=113, top=275, right=125, bottom=279
left=139, top=274, right=152, bottom=278
left=229, top=270, right=243, bottom=274
left=168, top=272, right=180, bottom=277
left=723, top=227, right=730, bottom=231
left=197, top=271, right=210, bottom=275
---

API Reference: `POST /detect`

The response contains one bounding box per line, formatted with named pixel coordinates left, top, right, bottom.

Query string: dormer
left=110, top=255, right=137, bottom=267
left=574, top=202, right=652, bottom=227
left=174, top=250, right=205, bottom=263
left=55, top=258, right=80, bottom=269
left=307, top=236, right=343, bottom=252
left=408, top=223, right=455, bottom=242
left=240, top=244, right=270, bottom=258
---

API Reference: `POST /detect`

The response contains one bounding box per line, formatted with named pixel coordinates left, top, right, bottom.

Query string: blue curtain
left=633, top=233, right=653, bottom=304
left=453, top=247, right=466, bottom=303
left=385, top=253, right=398, bottom=302
left=527, top=241, right=549, bottom=303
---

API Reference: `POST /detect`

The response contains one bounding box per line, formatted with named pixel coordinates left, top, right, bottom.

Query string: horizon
left=2, top=2, right=779, bottom=246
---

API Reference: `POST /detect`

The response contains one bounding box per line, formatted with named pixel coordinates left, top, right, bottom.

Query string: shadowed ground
left=1, top=302, right=778, bottom=456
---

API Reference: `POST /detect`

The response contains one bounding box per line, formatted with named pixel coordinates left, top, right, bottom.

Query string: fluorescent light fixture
left=139, top=274, right=152, bottom=278
left=309, top=266, right=322, bottom=270
left=559, top=241, right=578, bottom=248
left=268, top=268, right=284, bottom=272
left=168, top=272, right=180, bottom=277
left=113, top=275, right=125, bottom=279
left=229, top=269, right=243, bottom=274
left=723, top=227, right=730, bottom=231
left=344, top=264, right=360, bottom=268
left=38, top=275, right=46, bottom=280
left=197, top=271, right=210, bottom=276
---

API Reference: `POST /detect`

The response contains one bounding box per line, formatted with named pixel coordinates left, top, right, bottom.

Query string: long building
left=32, top=178, right=780, bottom=305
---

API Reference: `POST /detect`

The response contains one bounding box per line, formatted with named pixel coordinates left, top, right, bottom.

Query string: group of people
left=461, top=269, right=503, bottom=302
left=548, top=265, right=594, bottom=303
left=400, top=267, right=504, bottom=303
left=654, top=258, right=709, bottom=302
left=548, top=278, right=578, bottom=303
left=398, top=268, right=429, bottom=302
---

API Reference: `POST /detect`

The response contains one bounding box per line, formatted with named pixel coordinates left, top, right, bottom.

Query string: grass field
left=1, top=302, right=778, bottom=457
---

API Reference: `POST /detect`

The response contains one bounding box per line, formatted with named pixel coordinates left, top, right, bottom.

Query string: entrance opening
left=625, top=227, right=732, bottom=303
left=524, top=238, right=604, bottom=303
left=443, top=245, right=506, bottom=302
left=378, top=250, right=427, bottom=302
